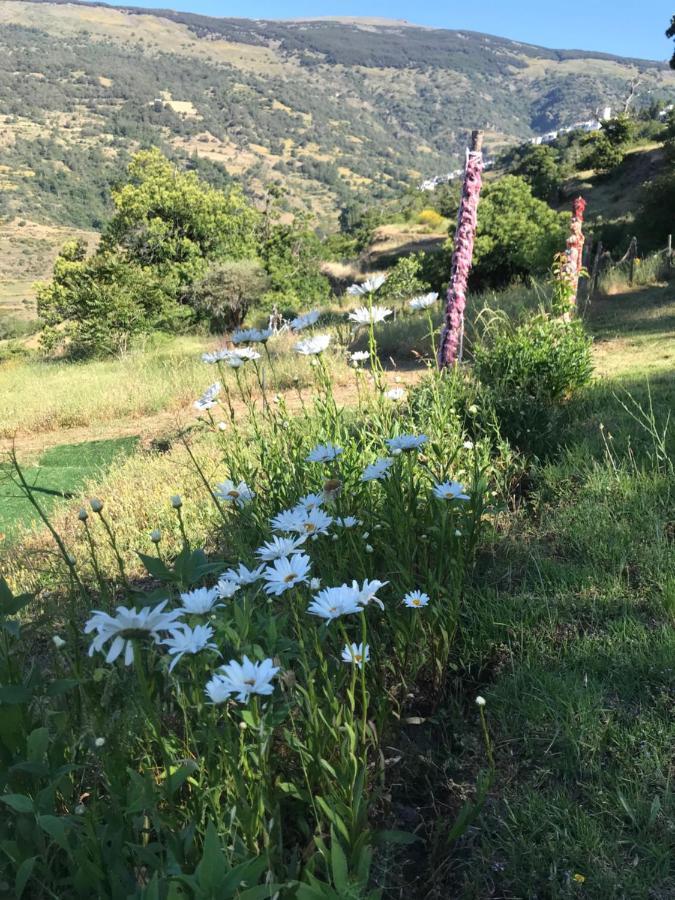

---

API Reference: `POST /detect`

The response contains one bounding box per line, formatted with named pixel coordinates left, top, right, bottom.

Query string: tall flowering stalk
left=561, top=196, right=587, bottom=313
left=438, top=130, right=484, bottom=368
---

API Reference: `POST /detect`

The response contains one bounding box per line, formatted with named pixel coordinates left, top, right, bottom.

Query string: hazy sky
left=104, top=0, right=674, bottom=61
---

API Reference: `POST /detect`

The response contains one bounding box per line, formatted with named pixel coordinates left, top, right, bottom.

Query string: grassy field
left=0, top=437, right=137, bottom=543
left=1, top=278, right=672, bottom=897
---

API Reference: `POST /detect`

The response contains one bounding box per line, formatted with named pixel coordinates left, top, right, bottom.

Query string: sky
left=105, top=0, right=674, bottom=61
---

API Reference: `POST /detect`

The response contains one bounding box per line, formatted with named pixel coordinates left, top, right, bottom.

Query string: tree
left=600, top=114, right=635, bottom=147
left=586, top=134, right=625, bottom=174
left=667, top=15, right=675, bottom=69
left=467, top=176, right=567, bottom=288
left=187, top=261, right=270, bottom=333
left=635, top=171, right=675, bottom=250
left=259, top=222, right=332, bottom=313
left=512, top=145, right=563, bottom=202
left=102, top=148, right=259, bottom=293
left=37, top=248, right=179, bottom=357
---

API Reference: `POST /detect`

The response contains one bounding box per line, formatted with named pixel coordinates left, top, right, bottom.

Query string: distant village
left=418, top=104, right=674, bottom=191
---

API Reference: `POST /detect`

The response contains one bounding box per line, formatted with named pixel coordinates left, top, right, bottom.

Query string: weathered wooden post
left=589, top=240, right=603, bottom=300
left=628, top=236, right=637, bottom=285
left=438, top=129, right=484, bottom=368
left=667, top=234, right=672, bottom=271
left=562, top=196, right=586, bottom=312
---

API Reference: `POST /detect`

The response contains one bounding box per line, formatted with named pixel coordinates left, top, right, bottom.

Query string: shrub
left=416, top=208, right=445, bottom=231
left=188, top=260, right=270, bottom=332
left=472, top=315, right=593, bottom=455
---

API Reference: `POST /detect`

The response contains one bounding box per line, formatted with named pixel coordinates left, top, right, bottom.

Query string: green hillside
left=0, top=0, right=674, bottom=230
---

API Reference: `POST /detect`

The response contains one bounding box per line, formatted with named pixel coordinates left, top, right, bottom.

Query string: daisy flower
left=341, top=642, right=370, bottom=668
left=216, top=578, right=240, bottom=599
left=350, top=350, right=370, bottom=365
left=384, top=388, right=406, bottom=401
left=346, top=274, right=387, bottom=295
left=386, top=434, right=428, bottom=453
left=353, top=578, right=387, bottom=610
left=402, top=589, right=430, bottom=608
left=213, top=656, right=280, bottom=704
left=180, top=586, right=223, bottom=615
left=292, top=507, right=334, bottom=537
left=163, top=624, right=218, bottom=672
left=263, top=553, right=312, bottom=596
left=218, top=562, right=266, bottom=585
left=255, top=534, right=307, bottom=561
left=204, top=674, right=233, bottom=705
left=290, top=310, right=320, bottom=331
left=306, top=442, right=343, bottom=463
left=335, top=516, right=360, bottom=528
left=214, top=480, right=255, bottom=508
left=294, top=334, right=331, bottom=355
left=408, top=292, right=439, bottom=311
left=231, top=328, right=272, bottom=344
left=84, top=601, right=184, bottom=667
left=361, top=457, right=394, bottom=482
left=348, top=305, right=393, bottom=326
left=307, top=585, right=363, bottom=621
left=231, top=347, right=261, bottom=362
left=202, top=348, right=232, bottom=364
left=194, top=382, right=221, bottom=411
left=294, top=493, right=324, bottom=513
left=270, top=508, right=306, bottom=534
left=432, top=481, right=470, bottom=501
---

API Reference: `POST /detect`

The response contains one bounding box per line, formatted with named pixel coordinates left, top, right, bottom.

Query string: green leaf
left=195, top=820, right=225, bottom=895
left=238, top=886, right=285, bottom=900
left=137, top=553, right=173, bottom=581
left=15, top=856, right=36, bottom=899
left=27, top=727, right=49, bottom=763
left=166, top=764, right=197, bottom=797
left=38, top=815, right=71, bottom=850
left=329, top=827, right=349, bottom=893
left=374, top=829, right=422, bottom=845
left=0, top=685, right=32, bottom=705
left=1, top=794, right=34, bottom=814
left=46, top=678, right=79, bottom=697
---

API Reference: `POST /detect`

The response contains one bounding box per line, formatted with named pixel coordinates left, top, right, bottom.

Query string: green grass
left=426, top=280, right=675, bottom=899
left=0, top=437, right=138, bottom=543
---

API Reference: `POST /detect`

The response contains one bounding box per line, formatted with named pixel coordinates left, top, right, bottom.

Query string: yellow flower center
left=412, top=599, right=421, bottom=606
left=284, top=573, right=297, bottom=583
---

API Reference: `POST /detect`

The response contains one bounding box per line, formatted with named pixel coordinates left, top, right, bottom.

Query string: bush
left=416, top=208, right=445, bottom=231
left=472, top=315, right=593, bottom=455
left=188, top=260, right=270, bottom=332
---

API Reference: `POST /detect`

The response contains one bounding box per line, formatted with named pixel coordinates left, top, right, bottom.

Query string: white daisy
left=346, top=274, right=387, bottom=295
left=84, top=601, right=184, bottom=667
left=335, top=516, right=360, bottom=528
left=213, top=655, right=280, bottom=704
left=293, top=493, right=324, bottom=513
left=402, top=589, right=430, bottom=608
left=291, top=507, right=334, bottom=537
left=463, top=440, right=474, bottom=450
left=408, top=292, right=439, bottom=311
left=202, top=348, right=232, bottom=364
left=263, top=553, right=311, bottom=596
left=384, top=388, right=406, bottom=401
left=294, top=334, right=331, bottom=355
left=180, top=586, right=223, bottom=615
left=386, top=434, right=428, bottom=453
left=204, top=674, right=233, bottom=705
left=255, top=534, right=307, bottom=561
left=193, top=382, right=221, bottom=411
left=231, top=328, right=272, bottom=344
left=361, top=458, right=394, bottom=482
left=306, top=442, right=343, bottom=463
left=307, top=585, right=363, bottom=621
left=214, top=480, right=255, bottom=508
left=231, top=347, right=261, bottom=362
left=290, top=310, right=320, bottom=331
left=350, top=350, right=370, bottom=364
left=341, top=642, right=370, bottom=668
left=348, top=305, right=393, bottom=326
left=216, top=578, right=240, bottom=599
left=352, top=578, right=387, bottom=610
left=218, top=562, right=266, bottom=585
left=163, top=624, right=218, bottom=672
left=270, top=508, right=306, bottom=534
left=432, top=481, right=470, bottom=501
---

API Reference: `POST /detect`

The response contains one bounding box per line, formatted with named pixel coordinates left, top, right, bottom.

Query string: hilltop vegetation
left=0, top=0, right=674, bottom=231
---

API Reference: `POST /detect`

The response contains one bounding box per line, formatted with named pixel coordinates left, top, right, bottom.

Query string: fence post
left=589, top=240, right=603, bottom=302
left=668, top=234, right=673, bottom=271
left=628, top=236, right=637, bottom=285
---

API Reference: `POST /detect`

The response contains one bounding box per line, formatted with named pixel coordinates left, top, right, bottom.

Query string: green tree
left=187, top=261, right=270, bottom=333
left=37, top=248, right=178, bottom=357
left=102, top=148, right=259, bottom=293
left=513, top=145, right=562, bottom=201
left=667, top=15, right=675, bottom=69
left=260, top=222, right=331, bottom=313
left=635, top=171, right=675, bottom=250
left=586, top=134, right=625, bottom=174
left=600, top=114, right=635, bottom=147
left=468, top=176, right=568, bottom=287
left=379, top=254, right=430, bottom=303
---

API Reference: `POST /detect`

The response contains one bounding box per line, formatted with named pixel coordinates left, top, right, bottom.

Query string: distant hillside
left=0, top=0, right=674, bottom=228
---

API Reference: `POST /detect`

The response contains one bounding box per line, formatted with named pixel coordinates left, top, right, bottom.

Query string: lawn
left=0, top=437, right=138, bottom=544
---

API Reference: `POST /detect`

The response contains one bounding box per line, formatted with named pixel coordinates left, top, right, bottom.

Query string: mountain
left=0, top=0, right=674, bottom=229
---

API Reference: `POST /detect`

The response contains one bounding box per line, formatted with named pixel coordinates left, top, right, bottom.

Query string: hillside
left=0, top=0, right=674, bottom=233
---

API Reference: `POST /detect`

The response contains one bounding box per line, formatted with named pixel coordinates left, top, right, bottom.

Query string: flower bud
left=89, top=497, right=103, bottom=513
left=52, top=635, right=66, bottom=649
left=475, top=695, right=486, bottom=707
left=150, top=529, right=162, bottom=544
left=365, top=544, right=374, bottom=554
left=310, top=578, right=321, bottom=590
left=94, top=737, right=105, bottom=748
left=217, top=422, right=227, bottom=431
left=170, top=495, right=182, bottom=509
left=78, top=508, right=88, bottom=522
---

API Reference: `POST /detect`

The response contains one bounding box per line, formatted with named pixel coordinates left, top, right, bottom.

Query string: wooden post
left=667, top=234, right=672, bottom=271
left=438, top=130, right=484, bottom=368
left=628, top=236, right=637, bottom=285
left=589, top=240, right=603, bottom=300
